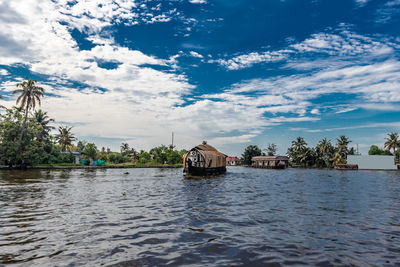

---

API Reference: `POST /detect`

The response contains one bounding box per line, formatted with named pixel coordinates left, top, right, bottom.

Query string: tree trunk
left=18, top=106, right=29, bottom=148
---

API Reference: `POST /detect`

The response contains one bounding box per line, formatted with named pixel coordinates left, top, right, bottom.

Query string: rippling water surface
left=1, top=167, right=400, bottom=266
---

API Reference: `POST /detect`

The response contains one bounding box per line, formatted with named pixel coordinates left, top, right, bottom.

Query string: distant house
left=252, top=156, right=289, bottom=169
left=347, top=155, right=398, bottom=170
left=60, top=151, right=82, bottom=164
left=226, top=156, right=241, bottom=166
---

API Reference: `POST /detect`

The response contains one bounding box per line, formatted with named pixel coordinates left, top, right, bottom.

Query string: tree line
left=0, top=78, right=186, bottom=167
left=241, top=133, right=400, bottom=168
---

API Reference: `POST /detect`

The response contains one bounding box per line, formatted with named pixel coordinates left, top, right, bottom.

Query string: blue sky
left=0, top=0, right=400, bottom=156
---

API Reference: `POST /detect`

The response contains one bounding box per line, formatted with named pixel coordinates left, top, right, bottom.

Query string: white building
left=347, top=155, right=398, bottom=170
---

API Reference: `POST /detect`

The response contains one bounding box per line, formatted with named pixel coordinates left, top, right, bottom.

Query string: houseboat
left=251, top=156, right=289, bottom=169
left=183, top=143, right=227, bottom=175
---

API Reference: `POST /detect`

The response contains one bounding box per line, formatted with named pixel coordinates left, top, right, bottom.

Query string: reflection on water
left=1, top=167, right=400, bottom=266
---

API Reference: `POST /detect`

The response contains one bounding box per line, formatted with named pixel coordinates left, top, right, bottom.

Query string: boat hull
left=184, top=166, right=226, bottom=176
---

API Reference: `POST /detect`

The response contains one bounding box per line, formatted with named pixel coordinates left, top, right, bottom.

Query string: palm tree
left=120, top=143, right=130, bottom=156
left=384, top=132, right=399, bottom=155
left=298, top=147, right=316, bottom=167
left=287, top=137, right=308, bottom=166
left=292, top=137, right=307, bottom=153
left=13, top=78, right=44, bottom=146
left=336, top=135, right=351, bottom=158
left=265, top=143, right=277, bottom=156
left=316, top=138, right=334, bottom=167
left=331, top=135, right=351, bottom=166
left=55, top=126, right=76, bottom=152
left=34, top=109, right=54, bottom=141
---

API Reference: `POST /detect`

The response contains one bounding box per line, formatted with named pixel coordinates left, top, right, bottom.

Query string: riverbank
left=0, top=163, right=183, bottom=170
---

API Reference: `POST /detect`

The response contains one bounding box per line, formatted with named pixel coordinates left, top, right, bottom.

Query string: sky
left=0, top=0, right=400, bottom=156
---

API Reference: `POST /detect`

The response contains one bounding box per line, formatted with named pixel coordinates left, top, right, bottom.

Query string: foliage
left=34, top=109, right=54, bottom=141
left=55, top=126, right=76, bottom=152
left=332, top=135, right=351, bottom=166
left=13, top=78, right=44, bottom=146
left=139, top=151, right=151, bottom=164
left=384, top=132, right=400, bottom=155
left=98, top=147, right=108, bottom=161
left=241, top=145, right=262, bottom=165
left=265, top=143, right=277, bottom=156
left=0, top=107, right=62, bottom=167
left=77, top=140, right=87, bottom=152
left=81, top=143, right=98, bottom=161
left=368, top=145, right=392, bottom=155
left=120, top=143, right=130, bottom=156
left=315, top=138, right=335, bottom=168
left=287, top=137, right=308, bottom=166
left=149, top=145, right=184, bottom=164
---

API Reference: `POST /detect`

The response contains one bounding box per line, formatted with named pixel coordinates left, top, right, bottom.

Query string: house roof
left=252, top=156, right=289, bottom=161
left=226, top=156, right=240, bottom=161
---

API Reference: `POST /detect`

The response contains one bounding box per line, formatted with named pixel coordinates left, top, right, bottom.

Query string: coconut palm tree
left=120, top=143, right=130, bottom=156
left=316, top=138, right=334, bottom=167
left=55, top=126, right=76, bottom=152
left=331, top=135, right=351, bottom=166
left=34, top=109, right=54, bottom=141
left=287, top=137, right=308, bottom=166
left=336, top=135, right=351, bottom=158
left=13, top=78, right=44, bottom=146
left=292, top=137, right=307, bottom=153
left=384, top=132, right=399, bottom=155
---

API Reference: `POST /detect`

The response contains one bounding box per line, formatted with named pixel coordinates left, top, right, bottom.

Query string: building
left=252, top=156, right=289, bottom=169
left=347, top=155, right=398, bottom=170
left=183, top=143, right=227, bottom=175
left=226, top=156, right=241, bottom=166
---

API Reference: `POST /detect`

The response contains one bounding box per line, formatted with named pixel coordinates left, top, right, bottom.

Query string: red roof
left=226, top=156, right=240, bottom=161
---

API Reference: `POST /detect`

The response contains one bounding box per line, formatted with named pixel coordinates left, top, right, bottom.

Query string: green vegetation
left=286, top=136, right=352, bottom=168
left=0, top=78, right=187, bottom=168
left=369, top=132, right=400, bottom=162
left=13, top=79, right=44, bottom=147
left=368, top=145, right=392, bottom=155
left=265, top=143, right=277, bottom=156
left=384, top=132, right=399, bottom=155
left=241, top=145, right=262, bottom=165
left=55, top=126, right=75, bottom=152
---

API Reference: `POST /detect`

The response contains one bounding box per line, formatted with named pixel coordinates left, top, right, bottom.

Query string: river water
left=1, top=167, right=400, bottom=266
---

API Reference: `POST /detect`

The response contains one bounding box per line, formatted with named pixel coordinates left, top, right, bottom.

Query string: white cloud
left=310, top=108, right=320, bottom=115
left=0, top=69, right=9, bottom=76
left=335, top=107, right=357, bottom=114
left=215, top=25, right=398, bottom=70
left=189, top=0, right=207, bottom=4
left=212, top=50, right=290, bottom=70
left=290, top=122, right=400, bottom=133
left=189, top=51, right=204, bottom=58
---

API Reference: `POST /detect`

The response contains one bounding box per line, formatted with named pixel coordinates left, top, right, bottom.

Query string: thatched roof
left=184, top=143, right=227, bottom=168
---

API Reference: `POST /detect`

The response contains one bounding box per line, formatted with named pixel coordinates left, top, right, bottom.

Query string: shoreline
left=0, top=165, right=183, bottom=170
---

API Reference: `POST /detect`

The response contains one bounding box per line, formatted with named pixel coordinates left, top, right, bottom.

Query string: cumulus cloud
left=0, top=0, right=287, bottom=150
left=1, top=0, right=399, bottom=152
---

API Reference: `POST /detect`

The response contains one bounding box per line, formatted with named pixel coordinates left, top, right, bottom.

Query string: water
left=1, top=167, right=400, bottom=266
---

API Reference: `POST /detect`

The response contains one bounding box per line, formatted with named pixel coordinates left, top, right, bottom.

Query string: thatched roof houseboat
left=183, top=143, right=227, bottom=175
left=252, top=156, right=289, bottom=169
